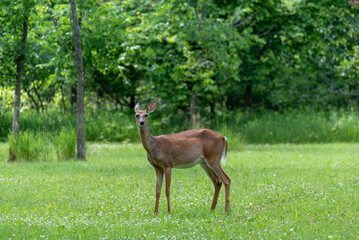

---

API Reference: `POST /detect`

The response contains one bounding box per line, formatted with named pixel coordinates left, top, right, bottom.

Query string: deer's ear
left=134, top=103, right=141, bottom=112
left=146, top=100, right=156, bottom=114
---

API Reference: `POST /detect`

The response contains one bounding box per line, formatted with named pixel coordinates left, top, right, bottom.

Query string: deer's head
left=134, top=100, right=156, bottom=128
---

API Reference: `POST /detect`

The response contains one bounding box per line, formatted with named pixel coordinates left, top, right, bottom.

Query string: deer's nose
left=140, top=121, right=145, bottom=126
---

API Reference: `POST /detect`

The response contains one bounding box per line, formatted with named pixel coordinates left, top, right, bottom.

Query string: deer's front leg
left=154, top=167, right=164, bottom=215
left=164, top=167, right=172, bottom=214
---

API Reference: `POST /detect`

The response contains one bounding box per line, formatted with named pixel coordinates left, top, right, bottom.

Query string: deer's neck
left=139, top=126, right=156, bottom=154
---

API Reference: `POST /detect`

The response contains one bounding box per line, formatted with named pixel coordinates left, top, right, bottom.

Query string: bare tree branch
left=32, top=83, right=45, bottom=112
left=231, top=11, right=258, bottom=28
left=331, top=89, right=359, bottom=96
left=258, top=27, right=274, bottom=37
left=80, top=10, right=87, bottom=28
left=24, top=87, right=40, bottom=113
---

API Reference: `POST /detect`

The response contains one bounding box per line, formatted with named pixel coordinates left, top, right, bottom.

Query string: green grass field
left=1, top=142, right=359, bottom=239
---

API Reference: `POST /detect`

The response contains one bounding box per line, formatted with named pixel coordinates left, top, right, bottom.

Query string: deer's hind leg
left=218, top=166, right=231, bottom=211
left=201, top=163, right=222, bottom=211
left=204, top=159, right=231, bottom=211
left=164, top=167, right=172, bottom=214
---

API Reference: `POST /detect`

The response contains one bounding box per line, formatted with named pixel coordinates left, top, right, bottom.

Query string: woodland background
left=1, top=0, right=359, bottom=157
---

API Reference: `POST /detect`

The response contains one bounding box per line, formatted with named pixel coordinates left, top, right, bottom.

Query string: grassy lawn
left=0, top=142, right=359, bottom=239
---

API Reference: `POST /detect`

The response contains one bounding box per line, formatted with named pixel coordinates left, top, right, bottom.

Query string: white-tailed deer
left=134, top=100, right=231, bottom=214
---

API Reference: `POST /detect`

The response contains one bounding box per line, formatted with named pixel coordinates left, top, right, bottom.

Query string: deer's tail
left=221, top=137, right=228, bottom=165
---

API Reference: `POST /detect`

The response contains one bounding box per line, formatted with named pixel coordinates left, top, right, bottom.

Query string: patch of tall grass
left=7, top=130, right=77, bottom=161
left=239, top=110, right=359, bottom=144
left=85, top=111, right=137, bottom=142
left=0, top=112, right=12, bottom=141
left=8, top=131, right=53, bottom=161
left=215, top=125, right=245, bottom=151
left=52, top=129, right=76, bottom=159
left=0, top=111, right=137, bottom=142
left=0, top=142, right=8, bottom=163
left=1, top=109, right=359, bottom=146
left=0, top=111, right=74, bottom=141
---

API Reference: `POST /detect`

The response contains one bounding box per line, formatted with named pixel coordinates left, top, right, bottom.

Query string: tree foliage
left=1, top=0, right=358, bottom=119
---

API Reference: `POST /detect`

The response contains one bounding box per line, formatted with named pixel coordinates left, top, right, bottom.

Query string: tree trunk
left=70, top=0, right=86, bottom=160
left=129, top=93, right=135, bottom=110
left=243, top=44, right=267, bottom=110
left=243, top=84, right=252, bottom=109
left=9, top=17, right=28, bottom=162
left=96, top=88, right=103, bottom=109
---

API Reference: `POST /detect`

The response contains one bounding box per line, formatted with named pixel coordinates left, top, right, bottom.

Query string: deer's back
left=152, top=129, right=226, bottom=167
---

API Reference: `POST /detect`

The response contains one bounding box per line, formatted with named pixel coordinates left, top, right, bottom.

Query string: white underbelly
left=174, top=157, right=204, bottom=169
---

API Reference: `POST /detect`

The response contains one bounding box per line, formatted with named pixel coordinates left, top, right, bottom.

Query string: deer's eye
left=144, top=114, right=148, bottom=118
left=136, top=115, right=139, bottom=118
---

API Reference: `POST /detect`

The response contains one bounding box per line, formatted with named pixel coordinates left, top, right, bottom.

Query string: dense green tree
left=1, top=0, right=358, bottom=121
left=0, top=0, right=36, bottom=161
